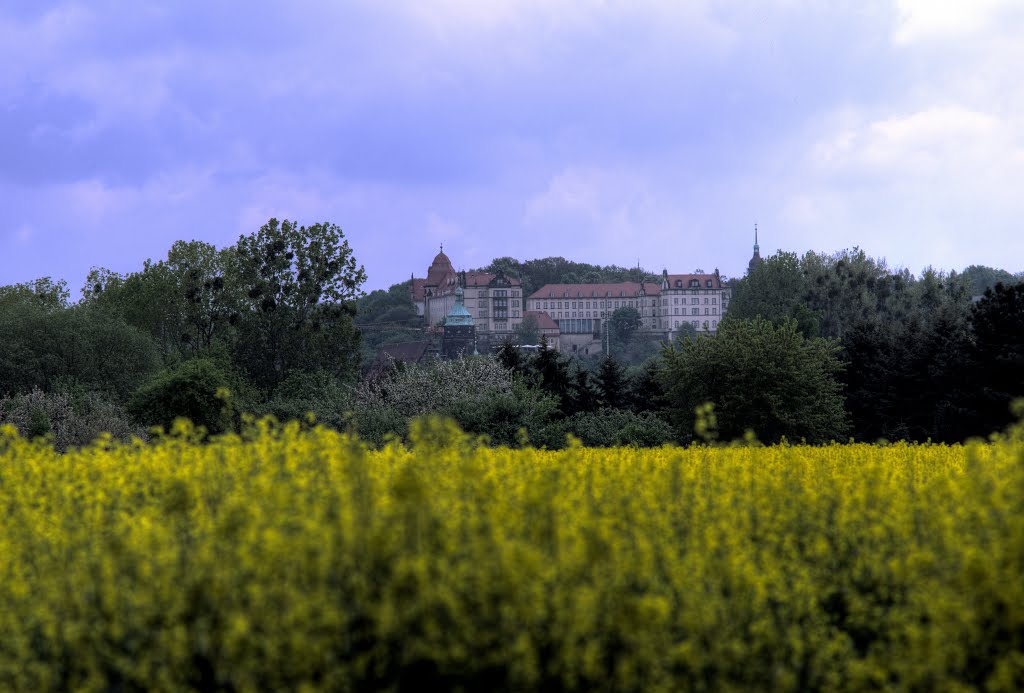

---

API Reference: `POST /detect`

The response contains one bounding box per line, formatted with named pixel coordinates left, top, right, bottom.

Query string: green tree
left=354, top=355, right=557, bottom=447
left=532, top=337, right=574, bottom=414
left=0, top=299, right=160, bottom=402
left=129, top=358, right=235, bottom=435
left=596, top=355, right=626, bottom=409
left=728, top=251, right=819, bottom=337
left=625, top=358, right=666, bottom=413
left=231, top=219, right=366, bottom=391
left=968, top=282, right=1024, bottom=434
left=608, top=306, right=642, bottom=356
left=0, top=277, right=70, bottom=312
left=661, top=318, right=847, bottom=444
left=82, top=241, right=237, bottom=359
left=957, top=264, right=1021, bottom=296
left=513, top=313, right=541, bottom=345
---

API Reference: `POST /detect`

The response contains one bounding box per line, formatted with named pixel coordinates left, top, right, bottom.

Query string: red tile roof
left=463, top=271, right=522, bottom=287
left=410, top=278, right=427, bottom=302
left=528, top=281, right=661, bottom=300
left=524, top=311, right=560, bottom=331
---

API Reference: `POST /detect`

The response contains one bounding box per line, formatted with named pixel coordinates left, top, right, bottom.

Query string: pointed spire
left=748, top=223, right=763, bottom=273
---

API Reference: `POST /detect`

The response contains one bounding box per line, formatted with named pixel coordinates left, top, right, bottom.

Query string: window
left=705, top=307, right=709, bottom=315
left=704, top=298, right=709, bottom=304
left=674, top=297, right=678, bottom=304
left=712, top=297, right=717, bottom=305
left=692, top=308, right=699, bottom=315
left=674, top=320, right=679, bottom=328
left=691, top=298, right=698, bottom=305
left=706, top=280, right=712, bottom=288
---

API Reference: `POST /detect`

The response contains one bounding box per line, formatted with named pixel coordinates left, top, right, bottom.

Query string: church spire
left=748, top=223, right=763, bottom=274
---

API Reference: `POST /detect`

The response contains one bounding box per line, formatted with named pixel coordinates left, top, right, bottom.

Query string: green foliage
left=259, top=369, right=353, bottom=430
left=451, top=380, right=560, bottom=447
left=231, top=218, right=366, bottom=390
left=661, top=317, right=848, bottom=444
left=512, top=312, right=541, bottom=345
left=354, top=356, right=557, bottom=447
left=0, top=388, right=145, bottom=452
left=0, top=301, right=160, bottom=402
left=968, top=282, right=1024, bottom=433
left=355, top=281, right=417, bottom=326
left=0, top=277, right=70, bottom=312
left=957, top=264, right=1022, bottom=296
left=555, top=408, right=675, bottom=447
left=480, top=256, right=658, bottom=297
left=596, top=355, right=626, bottom=409
left=129, top=358, right=235, bottom=435
left=624, top=358, right=666, bottom=413
left=608, top=306, right=642, bottom=356
left=729, top=251, right=819, bottom=336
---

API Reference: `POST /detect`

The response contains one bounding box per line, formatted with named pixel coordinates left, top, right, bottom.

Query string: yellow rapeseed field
left=0, top=418, right=1021, bottom=692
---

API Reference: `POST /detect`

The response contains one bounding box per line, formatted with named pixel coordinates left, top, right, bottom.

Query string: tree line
left=0, top=219, right=365, bottom=449
left=2, top=229, right=1022, bottom=449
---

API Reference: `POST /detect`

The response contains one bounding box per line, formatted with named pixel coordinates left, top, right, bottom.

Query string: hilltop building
left=525, top=271, right=730, bottom=354
left=410, top=235, right=750, bottom=355
left=410, top=247, right=524, bottom=344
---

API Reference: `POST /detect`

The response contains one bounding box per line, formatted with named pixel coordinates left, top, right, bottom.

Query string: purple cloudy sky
left=3, top=0, right=1023, bottom=294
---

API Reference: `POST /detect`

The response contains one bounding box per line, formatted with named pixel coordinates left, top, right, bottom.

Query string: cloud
left=893, top=0, right=1020, bottom=44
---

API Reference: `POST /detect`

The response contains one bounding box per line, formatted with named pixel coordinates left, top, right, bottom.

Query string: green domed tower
left=442, top=285, right=476, bottom=358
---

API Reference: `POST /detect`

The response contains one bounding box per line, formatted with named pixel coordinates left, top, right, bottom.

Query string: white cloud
left=525, top=166, right=656, bottom=233
left=813, top=106, right=1013, bottom=176
left=893, top=0, right=1019, bottom=44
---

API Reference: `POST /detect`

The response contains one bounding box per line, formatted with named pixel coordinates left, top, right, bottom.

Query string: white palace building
left=410, top=235, right=761, bottom=354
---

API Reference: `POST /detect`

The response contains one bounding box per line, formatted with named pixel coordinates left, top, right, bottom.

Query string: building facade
left=657, top=270, right=731, bottom=340
left=412, top=245, right=740, bottom=355
left=525, top=271, right=731, bottom=349
left=411, top=248, right=524, bottom=343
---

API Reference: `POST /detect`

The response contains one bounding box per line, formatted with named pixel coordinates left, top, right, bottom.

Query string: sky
left=2, top=0, right=1023, bottom=294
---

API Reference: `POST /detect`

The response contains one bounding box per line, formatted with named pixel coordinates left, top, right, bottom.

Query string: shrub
left=129, top=358, right=233, bottom=435
left=0, top=388, right=145, bottom=451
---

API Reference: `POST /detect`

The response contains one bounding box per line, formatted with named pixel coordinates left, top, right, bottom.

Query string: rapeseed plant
left=0, top=418, right=1020, bottom=691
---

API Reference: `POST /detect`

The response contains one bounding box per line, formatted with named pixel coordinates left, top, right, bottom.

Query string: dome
left=429, top=250, right=453, bottom=271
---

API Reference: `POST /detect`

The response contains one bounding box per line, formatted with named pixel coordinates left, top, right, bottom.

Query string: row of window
left=670, top=307, right=719, bottom=316
left=669, top=279, right=716, bottom=289
left=557, top=319, right=595, bottom=334
left=665, top=297, right=718, bottom=305
left=667, top=320, right=718, bottom=330
left=535, top=299, right=641, bottom=311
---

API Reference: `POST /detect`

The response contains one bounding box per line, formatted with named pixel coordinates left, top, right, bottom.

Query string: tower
left=747, top=224, right=762, bottom=274
left=442, top=285, right=476, bottom=358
